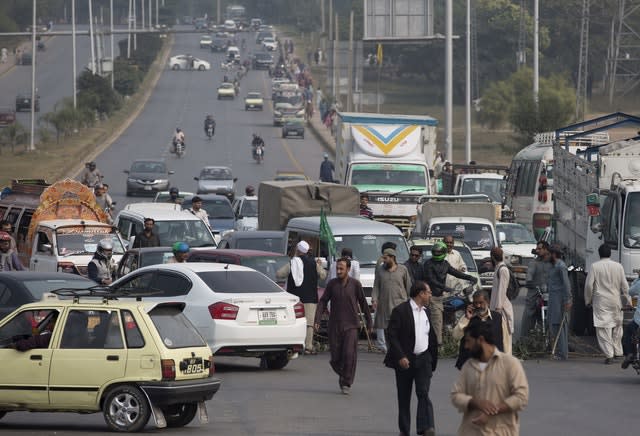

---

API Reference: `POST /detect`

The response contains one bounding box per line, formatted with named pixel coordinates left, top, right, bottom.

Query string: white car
left=262, top=37, right=278, bottom=51
left=199, top=35, right=213, bottom=48
left=110, top=263, right=306, bottom=369
left=232, top=195, right=259, bottom=231
left=496, top=222, right=537, bottom=286
left=169, top=55, right=211, bottom=71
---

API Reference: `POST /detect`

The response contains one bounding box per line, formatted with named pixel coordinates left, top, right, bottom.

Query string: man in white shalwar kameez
left=585, top=244, right=633, bottom=364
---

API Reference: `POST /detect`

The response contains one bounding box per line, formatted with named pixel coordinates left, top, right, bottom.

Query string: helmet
left=176, top=128, right=181, bottom=133
left=172, top=241, right=190, bottom=253
left=88, top=161, right=96, bottom=169
left=431, top=241, right=447, bottom=262
left=169, top=187, right=179, bottom=194
left=0, top=231, right=11, bottom=241
left=245, top=185, right=255, bottom=196
left=98, top=239, right=113, bottom=251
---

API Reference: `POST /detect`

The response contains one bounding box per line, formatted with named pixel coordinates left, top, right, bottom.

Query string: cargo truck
left=334, top=112, right=438, bottom=234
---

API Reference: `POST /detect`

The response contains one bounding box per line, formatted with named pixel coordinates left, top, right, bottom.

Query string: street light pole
left=445, top=0, right=453, bottom=161
left=29, top=0, right=37, bottom=151
left=110, top=0, right=114, bottom=89
left=465, top=0, right=471, bottom=163
left=533, top=0, right=539, bottom=104
left=89, top=0, right=96, bottom=74
left=72, top=0, right=77, bottom=108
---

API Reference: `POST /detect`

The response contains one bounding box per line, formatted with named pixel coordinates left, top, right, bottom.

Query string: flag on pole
left=377, top=43, right=383, bottom=66
left=319, top=208, right=336, bottom=258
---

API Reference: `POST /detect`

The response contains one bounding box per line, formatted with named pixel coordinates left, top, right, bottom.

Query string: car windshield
left=22, top=278, right=94, bottom=299
left=240, top=199, right=258, bottom=217
left=460, top=178, right=505, bottom=203
left=285, top=120, right=303, bottom=126
left=623, top=192, right=640, bottom=248
left=56, top=229, right=126, bottom=255
left=274, top=93, right=303, bottom=106
left=154, top=220, right=216, bottom=247
left=255, top=53, right=271, bottom=60
left=419, top=244, right=478, bottom=272
left=220, top=83, right=234, bottom=89
left=335, top=235, right=409, bottom=267
left=236, top=237, right=284, bottom=252
left=140, top=250, right=174, bottom=267
left=496, top=224, right=536, bottom=244
left=131, top=162, right=166, bottom=173
left=428, top=223, right=494, bottom=251
left=201, top=200, right=235, bottom=219
left=200, top=168, right=232, bottom=180
left=350, top=163, right=427, bottom=190
left=247, top=93, right=261, bottom=99
left=240, top=255, right=289, bottom=283
left=197, top=270, right=284, bottom=293
left=148, top=306, right=206, bottom=348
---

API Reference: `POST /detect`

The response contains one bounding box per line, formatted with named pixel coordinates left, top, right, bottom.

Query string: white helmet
left=98, top=239, right=113, bottom=251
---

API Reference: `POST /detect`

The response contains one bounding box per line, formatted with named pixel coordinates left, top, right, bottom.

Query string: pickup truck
left=0, top=107, right=16, bottom=127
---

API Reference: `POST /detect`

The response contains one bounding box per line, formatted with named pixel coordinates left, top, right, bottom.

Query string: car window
left=60, top=310, right=92, bottom=348
left=140, top=251, right=174, bottom=267
left=240, top=256, right=289, bottom=283
left=239, top=199, right=258, bottom=217
left=197, top=270, right=284, bottom=293
left=115, top=271, right=155, bottom=291
left=0, top=309, right=58, bottom=346
left=121, top=310, right=145, bottom=348
left=188, top=253, right=216, bottom=262
left=64, top=310, right=125, bottom=349
left=236, top=237, right=283, bottom=252
left=150, top=272, right=192, bottom=296
left=148, top=305, right=206, bottom=349
left=155, top=220, right=216, bottom=248
left=201, top=201, right=235, bottom=219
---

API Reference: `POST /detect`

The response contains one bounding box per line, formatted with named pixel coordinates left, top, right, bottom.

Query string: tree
left=0, top=122, right=28, bottom=153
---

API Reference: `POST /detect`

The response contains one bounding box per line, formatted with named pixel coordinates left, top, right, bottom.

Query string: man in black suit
left=384, top=280, right=438, bottom=436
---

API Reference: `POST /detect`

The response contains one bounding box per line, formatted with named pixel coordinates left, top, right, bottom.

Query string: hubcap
left=109, top=392, right=141, bottom=427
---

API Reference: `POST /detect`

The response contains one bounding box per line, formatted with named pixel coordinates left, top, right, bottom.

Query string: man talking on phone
left=452, top=290, right=504, bottom=369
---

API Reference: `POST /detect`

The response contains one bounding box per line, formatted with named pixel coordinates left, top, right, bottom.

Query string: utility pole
left=329, top=0, right=333, bottom=41
left=465, top=0, right=471, bottom=163
left=533, top=0, right=539, bottom=104
left=576, top=0, right=590, bottom=120
left=89, top=0, right=96, bottom=74
left=156, top=0, right=159, bottom=27
left=217, top=0, right=221, bottom=24
left=29, top=0, right=37, bottom=151
left=321, top=0, right=325, bottom=34
left=141, top=0, right=145, bottom=32
left=149, top=0, right=152, bottom=29
left=133, top=0, right=137, bottom=51
left=72, top=0, right=77, bottom=108
left=347, top=10, right=354, bottom=112
left=445, top=0, right=453, bottom=161
left=334, top=13, right=339, bottom=105
left=127, top=0, right=132, bottom=58
left=110, top=0, right=115, bottom=89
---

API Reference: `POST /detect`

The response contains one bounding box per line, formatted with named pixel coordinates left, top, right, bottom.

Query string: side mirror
left=194, top=176, right=200, bottom=181
left=123, top=170, right=130, bottom=174
left=111, top=201, right=117, bottom=206
left=498, top=231, right=506, bottom=242
left=41, top=243, right=53, bottom=254
left=168, top=170, right=175, bottom=175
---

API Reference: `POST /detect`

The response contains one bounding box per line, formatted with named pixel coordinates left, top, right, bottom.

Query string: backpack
left=497, top=264, right=520, bottom=300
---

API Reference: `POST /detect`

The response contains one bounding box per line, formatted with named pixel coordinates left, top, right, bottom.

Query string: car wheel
left=162, top=403, right=198, bottom=428
left=0, top=411, right=6, bottom=420
left=126, top=191, right=132, bottom=197
left=198, top=65, right=205, bottom=71
left=261, top=352, right=289, bottom=370
left=102, top=385, right=151, bottom=432
left=172, top=64, right=180, bottom=70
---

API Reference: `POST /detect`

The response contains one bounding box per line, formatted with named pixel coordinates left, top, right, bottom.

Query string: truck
left=551, top=113, right=640, bottom=335
left=334, top=112, right=438, bottom=234
left=450, top=164, right=510, bottom=222
left=25, top=179, right=126, bottom=276
left=272, top=84, right=304, bottom=125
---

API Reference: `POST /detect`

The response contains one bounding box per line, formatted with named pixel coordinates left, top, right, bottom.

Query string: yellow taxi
left=0, top=289, right=221, bottom=432
left=244, top=91, right=264, bottom=111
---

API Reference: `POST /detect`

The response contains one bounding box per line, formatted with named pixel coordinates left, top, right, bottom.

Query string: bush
left=77, top=71, right=122, bottom=116
left=114, top=59, right=144, bottom=96
left=42, top=99, right=94, bottom=142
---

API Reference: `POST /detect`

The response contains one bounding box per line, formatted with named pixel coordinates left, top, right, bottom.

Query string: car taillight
left=209, top=355, right=215, bottom=376
left=294, top=302, right=305, bottom=318
left=57, top=262, right=77, bottom=274
left=208, top=302, right=239, bottom=320
left=161, top=359, right=175, bottom=380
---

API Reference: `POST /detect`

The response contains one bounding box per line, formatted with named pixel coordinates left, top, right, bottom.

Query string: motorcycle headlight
left=509, top=255, right=522, bottom=265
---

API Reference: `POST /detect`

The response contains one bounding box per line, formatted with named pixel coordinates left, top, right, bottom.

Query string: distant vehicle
left=153, top=191, right=195, bottom=203
left=217, top=82, right=236, bottom=100
left=194, top=17, right=208, bottom=30
left=184, top=194, right=235, bottom=237
left=225, top=5, right=246, bottom=21
left=223, top=19, right=237, bottom=32
left=232, top=195, right=259, bottom=231
left=244, top=92, right=264, bottom=111
left=273, top=171, right=308, bottom=181
left=199, top=35, right=213, bottom=48
left=169, top=55, right=210, bottom=71
left=252, top=52, right=274, bottom=70
left=217, top=231, right=286, bottom=254
left=124, top=159, right=174, bottom=196
left=250, top=18, right=262, bottom=30
left=210, top=38, right=228, bottom=52
left=262, top=37, right=278, bottom=51
left=194, top=166, right=237, bottom=200
left=282, top=118, right=305, bottom=138
left=115, top=246, right=174, bottom=278
left=256, top=30, right=274, bottom=44
left=15, top=93, right=39, bottom=112
left=0, top=107, right=16, bottom=127
left=496, top=222, right=537, bottom=286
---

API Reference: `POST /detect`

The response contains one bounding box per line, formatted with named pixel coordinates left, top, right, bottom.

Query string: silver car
left=194, top=166, right=237, bottom=201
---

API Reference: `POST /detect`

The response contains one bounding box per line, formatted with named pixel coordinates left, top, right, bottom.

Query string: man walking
left=547, top=244, right=572, bottom=360
left=319, top=153, right=335, bottom=182
left=521, top=241, right=552, bottom=336
left=315, top=258, right=371, bottom=395
left=451, top=318, right=529, bottom=436
left=287, top=241, right=321, bottom=354
left=622, top=273, right=640, bottom=368
left=489, top=247, right=514, bottom=354
left=385, top=281, right=438, bottom=436
left=444, top=235, right=467, bottom=291
left=188, top=196, right=210, bottom=223
left=585, top=244, right=633, bottom=364
left=404, top=245, right=425, bottom=283
left=372, top=248, right=411, bottom=353
left=132, top=218, right=161, bottom=248
left=328, top=247, right=360, bottom=280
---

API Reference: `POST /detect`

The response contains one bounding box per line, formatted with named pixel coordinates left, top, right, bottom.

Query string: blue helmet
left=172, top=241, right=189, bottom=254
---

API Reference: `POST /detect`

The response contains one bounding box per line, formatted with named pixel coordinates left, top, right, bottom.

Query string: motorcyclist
left=80, top=161, right=103, bottom=188
left=94, top=184, right=114, bottom=222
left=88, top=239, right=114, bottom=285
left=233, top=78, right=240, bottom=94
left=204, top=115, right=216, bottom=137
left=172, top=128, right=185, bottom=152
left=251, top=133, right=265, bottom=159
left=169, top=241, right=190, bottom=263
left=245, top=185, right=256, bottom=196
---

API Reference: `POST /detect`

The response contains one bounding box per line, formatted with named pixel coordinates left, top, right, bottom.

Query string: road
left=0, top=350, right=636, bottom=435
left=94, top=28, right=326, bottom=208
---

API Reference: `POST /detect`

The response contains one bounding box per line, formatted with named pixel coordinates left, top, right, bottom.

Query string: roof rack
left=50, top=287, right=156, bottom=303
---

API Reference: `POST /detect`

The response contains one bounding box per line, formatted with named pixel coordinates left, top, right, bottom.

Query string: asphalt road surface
left=0, top=351, right=635, bottom=435
left=94, top=28, right=326, bottom=209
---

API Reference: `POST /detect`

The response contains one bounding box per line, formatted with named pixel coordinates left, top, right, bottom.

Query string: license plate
left=181, top=357, right=204, bottom=374
left=143, top=186, right=152, bottom=190
left=258, top=310, right=278, bottom=325
left=249, top=104, right=254, bottom=107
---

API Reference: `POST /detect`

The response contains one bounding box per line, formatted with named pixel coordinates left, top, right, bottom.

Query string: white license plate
left=249, top=104, right=255, bottom=107
left=143, top=186, right=152, bottom=190
left=258, top=310, right=278, bottom=325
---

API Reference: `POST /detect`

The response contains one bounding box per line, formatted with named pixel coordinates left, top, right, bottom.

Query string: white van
left=114, top=203, right=217, bottom=249
left=284, top=216, right=409, bottom=303
left=227, top=46, right=240, bottom=60
left=224, top=20, right=237, bottom=32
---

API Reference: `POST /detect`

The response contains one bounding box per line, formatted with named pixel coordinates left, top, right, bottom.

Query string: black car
left=116, top=246, right=174, bottom=278
left=0, top=272, right=95, bottom=319
left=252, top=52, right=273, bottom=70
left=15, top=93, right=40, bottom=112
left=124, top=159, right=174, bottom=196
left=217, top=230, right=286, bottom=252
left=210, top=38, right=228, bottom=52
left=282, top=119, right=305, bottom=138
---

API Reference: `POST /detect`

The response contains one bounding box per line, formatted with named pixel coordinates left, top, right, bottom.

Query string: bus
left=226, top=5, right=246, bottom=21
left=506, top=131, right=609, bottom=240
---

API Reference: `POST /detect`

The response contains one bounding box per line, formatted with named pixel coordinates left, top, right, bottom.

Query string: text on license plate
left=181, top=357, right=204, bottom=374
left=258, top=310, right=277, bottom=325
left=143, top=186, right=152, bottom=190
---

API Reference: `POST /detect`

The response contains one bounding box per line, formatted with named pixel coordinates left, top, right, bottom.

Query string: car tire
left=0, top=411, right=6, bottom=420
left=172, top=64, right=180, bottom=70
left=198, top=65, right=205, bottom=71
left=102, top=385, right=151, bottom=432
left=162, top=403, right=198, bottom=428
left=261, top=352, right=289, bottom=370
left=126, top=191, right=132, bottom=197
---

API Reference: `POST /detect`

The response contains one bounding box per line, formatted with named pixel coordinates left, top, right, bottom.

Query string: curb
left=70, top=35, right=175, bottom=178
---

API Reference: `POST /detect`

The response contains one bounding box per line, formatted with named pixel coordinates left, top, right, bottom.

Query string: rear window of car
left=148, top=306, right=206, bottom=349
left=197, top=270, right=284, bottom=293
left=21, top=278, right=94, bottom=299
left=236, top=237, right=284, bottom=252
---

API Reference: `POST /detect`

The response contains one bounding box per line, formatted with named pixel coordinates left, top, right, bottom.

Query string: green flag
left=319, top=208, right=336, bottom=258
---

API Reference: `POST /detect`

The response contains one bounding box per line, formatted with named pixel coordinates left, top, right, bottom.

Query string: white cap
left=296, top=240, right=310, bottom=254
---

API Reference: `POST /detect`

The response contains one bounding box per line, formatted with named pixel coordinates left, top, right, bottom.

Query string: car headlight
left=274, top=111, right=282, bottom=116
left=127, top=178, right=136, bottom=182
left=296, top=109, right=305, bottom=117
left=509, top=255, right=522, bottom=265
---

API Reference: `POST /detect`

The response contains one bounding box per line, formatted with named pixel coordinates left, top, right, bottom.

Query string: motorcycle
left=206, top=124, right=215, bottom=140
left=443, top=283, right=476, bottom=330
left=173, top=139, right=185, bottom=157
left=253, top=145, right=264, bottom=164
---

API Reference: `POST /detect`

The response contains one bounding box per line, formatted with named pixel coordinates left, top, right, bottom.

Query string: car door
left=0, top=308, right=58, bottom=406
left=30, top=228, right=57, bottom=272
left=49, top=309, right=127, bottom=407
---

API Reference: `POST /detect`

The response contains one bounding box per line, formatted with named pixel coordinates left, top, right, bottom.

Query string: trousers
left=329, top=326, right=359, bottom=387
left=394, top=351, right=434, bottom=436
left=376, top=328, right=387, bottom=352
left=622, top=320, right=640, bottom=356
left=429, top=296, right=444, bottom=345
left=303, top=303, right=317, bottom=351
left=596, top=325, right=623, bottom=358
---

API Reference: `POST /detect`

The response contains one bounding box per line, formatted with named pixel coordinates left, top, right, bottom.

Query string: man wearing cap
left=132, top=218, right=161, bottom=248
left=189, top=196, right=209, bottom=223
left=547, top=244, right=572, bottom=360
left=0, top=231, right=24, bottom=271
left=319, top=153, right=335, bottom=182
left=166, top=187, right=183, bottom=204
left=372, top=248, right=411, bottom=353
left=287, top=240, right=323, bottom=354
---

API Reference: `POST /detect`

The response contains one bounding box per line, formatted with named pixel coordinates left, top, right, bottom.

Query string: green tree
left=0, top=121, right=28, bottom=153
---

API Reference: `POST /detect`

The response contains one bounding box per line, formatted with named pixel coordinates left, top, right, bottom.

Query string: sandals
left=304, top=350, right=318, bottom=355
